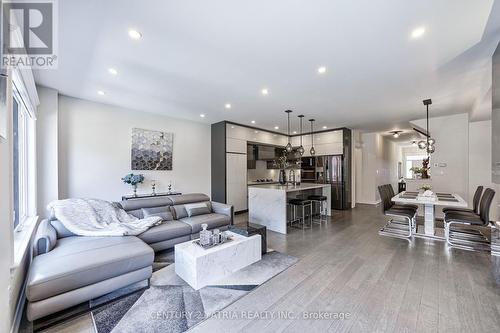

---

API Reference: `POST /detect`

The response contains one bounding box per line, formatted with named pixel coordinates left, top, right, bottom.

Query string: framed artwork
left=131, top=128, right=173, bottom=170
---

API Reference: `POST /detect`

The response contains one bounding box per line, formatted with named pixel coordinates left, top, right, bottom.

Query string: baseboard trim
left=356, top=200, right=381, bottom=205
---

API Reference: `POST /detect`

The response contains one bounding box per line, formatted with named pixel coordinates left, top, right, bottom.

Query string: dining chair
left=378, top=185, right=417, bottom=239
left=444, top=188, right=495, bottom=252
left=443, top=185, right=483, bottom=215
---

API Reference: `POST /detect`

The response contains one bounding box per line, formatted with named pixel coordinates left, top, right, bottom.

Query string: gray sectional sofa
left=26, top=193, right=233, bottom=321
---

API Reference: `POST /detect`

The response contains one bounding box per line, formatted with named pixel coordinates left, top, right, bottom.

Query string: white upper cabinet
left=226, top=138, right=246, bottom=154
left=226, top=123, right=287, bottom=146
left=226, top=123, right=343, bottom=156
left=291, top=130, right=343, bottom=156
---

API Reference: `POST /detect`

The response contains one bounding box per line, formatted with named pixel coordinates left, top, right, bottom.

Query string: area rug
left=90, top=250, right=297, bottom=333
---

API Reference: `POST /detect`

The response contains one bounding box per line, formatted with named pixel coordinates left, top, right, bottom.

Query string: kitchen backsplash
left=247, top=160, right=277, bottom=181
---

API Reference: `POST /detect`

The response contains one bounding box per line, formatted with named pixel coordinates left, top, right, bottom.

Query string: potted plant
left=409, top=166, right=423, bottom=179
left=122, top=173, right=144, bottom=197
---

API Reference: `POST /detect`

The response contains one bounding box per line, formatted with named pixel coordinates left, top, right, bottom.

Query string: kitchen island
left=248, top=183, right=331, bottom=234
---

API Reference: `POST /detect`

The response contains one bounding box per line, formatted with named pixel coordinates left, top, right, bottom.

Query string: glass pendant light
left=418, top=140, right=427, bottom=149
left=285, top=110, right=293, bottom=153
left=309, top=119, right=316, bottom=155
left=297, top=115, right=305, bottom=156
left=417, top=99, right=436, bottom=155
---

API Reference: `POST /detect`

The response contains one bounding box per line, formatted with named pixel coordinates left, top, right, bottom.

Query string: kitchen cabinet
left=226, top=137, right=247, bottom=154
left=226, top=153, right=248, bottom=212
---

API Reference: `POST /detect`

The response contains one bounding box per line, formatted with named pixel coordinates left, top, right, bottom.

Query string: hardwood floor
left=192, top=205, right=500, bottom=333
left=42, top=205, right=500, bottom=332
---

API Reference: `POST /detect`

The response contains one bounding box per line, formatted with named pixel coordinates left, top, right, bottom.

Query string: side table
left=229, top=222, right=267, bottom=254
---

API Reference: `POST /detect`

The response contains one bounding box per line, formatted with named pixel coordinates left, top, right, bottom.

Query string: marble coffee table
left=174, top=231, right=261, bottom=290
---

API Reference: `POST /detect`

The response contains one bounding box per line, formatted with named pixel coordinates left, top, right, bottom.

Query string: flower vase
left=133, top=184, right=137, bottom=197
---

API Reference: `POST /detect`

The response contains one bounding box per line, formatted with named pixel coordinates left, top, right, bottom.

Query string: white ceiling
left=34, top=0, right=500, bottom=134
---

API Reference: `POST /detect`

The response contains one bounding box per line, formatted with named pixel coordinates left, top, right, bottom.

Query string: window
left=12, top=76, right=36, bottom=230
left=405, top=154, right=427, bottom=178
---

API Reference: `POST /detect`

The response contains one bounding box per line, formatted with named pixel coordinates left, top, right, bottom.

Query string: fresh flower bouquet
left=122, top=173, right=144, bottom=196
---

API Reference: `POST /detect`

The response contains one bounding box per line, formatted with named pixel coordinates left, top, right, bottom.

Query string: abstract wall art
left=131, top=128, right=173, bottom=170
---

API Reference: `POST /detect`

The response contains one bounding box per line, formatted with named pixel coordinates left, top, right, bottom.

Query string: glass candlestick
left=151, top=180, right=156, bottom=195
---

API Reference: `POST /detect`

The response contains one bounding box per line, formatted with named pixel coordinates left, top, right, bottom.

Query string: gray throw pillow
left=184, top=202, right=211, bottom=217
left=141, top=206, right=174, bottom=221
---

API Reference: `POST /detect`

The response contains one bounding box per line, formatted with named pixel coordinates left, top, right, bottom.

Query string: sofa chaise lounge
left=26, top=193, right=233, bottom=321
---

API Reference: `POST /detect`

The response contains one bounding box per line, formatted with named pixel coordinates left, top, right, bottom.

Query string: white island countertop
left=248, top=183, right=330, bottom=192
left=248, top=183, right=331, bottom=234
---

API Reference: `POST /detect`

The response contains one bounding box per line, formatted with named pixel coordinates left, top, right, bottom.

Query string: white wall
left=411, top=113, right=469, bottom=200
left=36, top=86, right=59, bottom=216
left=469, top=120, right=498, bottom=219
left=58, top=96, right=211, bottom=201
left=356, top=133, right=398, bottom=204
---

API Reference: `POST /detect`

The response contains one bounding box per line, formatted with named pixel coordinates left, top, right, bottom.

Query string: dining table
left=392, top=191, right=468, bottom=237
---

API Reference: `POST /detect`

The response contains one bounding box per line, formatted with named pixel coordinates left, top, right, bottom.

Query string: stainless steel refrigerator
left=318, top=155, right=348, bottom=210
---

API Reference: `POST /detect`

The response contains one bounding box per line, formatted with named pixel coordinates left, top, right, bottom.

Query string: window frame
left=12, top=71, right=36, bottom=231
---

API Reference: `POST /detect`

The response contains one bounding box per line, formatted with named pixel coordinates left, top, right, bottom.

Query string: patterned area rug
left=91, top=250, right=297, bottom=333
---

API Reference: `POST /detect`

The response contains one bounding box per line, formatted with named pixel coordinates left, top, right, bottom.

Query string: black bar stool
left=308, top=195, right=328, bottom=224
left=288, top=199, right=312, bottom=230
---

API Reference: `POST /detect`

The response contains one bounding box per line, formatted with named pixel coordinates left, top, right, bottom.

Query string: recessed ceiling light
left=108, top=68, right=118, bottom=75
left=274, top=126, right=279, bottom=130
left=390, top=130, right=402, bottom=138
left=251, top=120, right=256, bottom=124
left=231, top=126, right=235, bottom=129
left=225, top=103, right=231, bottom=109
left=317, top=66, right=327, bottom=74
left=293, top=131, right=297, bottom=134
left=97, top=90, right=105, bottom=96
left=411, top=26, right=425, bottom=39
left=128, top=29, right=142, bottom=40
left=254, top=130, right=259, bottom=133
left=322, top=126, right=327, bottom=129
left=200, top=114, right=205, bottom=118
left=261, top=88, right=269, bottom=95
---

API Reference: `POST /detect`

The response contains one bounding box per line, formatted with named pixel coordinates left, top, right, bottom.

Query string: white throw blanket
left=47, top=198, right=163, bottom=236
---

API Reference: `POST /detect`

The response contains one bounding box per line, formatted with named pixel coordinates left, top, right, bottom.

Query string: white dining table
left=392, top=191, right=468, bottom=236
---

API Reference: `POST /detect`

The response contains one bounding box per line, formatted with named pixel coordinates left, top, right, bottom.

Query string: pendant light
left=416, top=99, right=436, bottom=155
left=297, top=115, right=305, bottom=156
left=285, top=110, right=293, bottom=153
left=309, top=119, right=316, bottom=155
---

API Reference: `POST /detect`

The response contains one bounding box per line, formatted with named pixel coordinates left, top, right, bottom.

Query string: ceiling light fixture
left=285, top=110, right=293, bottom=152
left=261, top=88, right=269, bottom=95
left=225, top=103, right=231, bottom=109
left=128, top=29, right=142, bottom=40
left=200, top=114, right=205, bottom=118
left=251, top=120, right=256, bottom=124
left=293, top=131, right=297, bottom=134
left=322, top=126, right=327, bottom=129
left=317, top=66, right=327, bottom=74
left=274, top=126, right=279, bottom=130
left=309, top=119, right=316, bottom=155
left=108, top=68, right=118, bottom=75
left=390, top=130, right=402, bottom=138
left=97, top=90, right=105, bottom=96
left=411, top=26, right=425, bottom=39
left=416, top=98, right=436, bottom=155
left=411, top=140, right=417, bottom=147
left=297, top=115, right=305, bottom=156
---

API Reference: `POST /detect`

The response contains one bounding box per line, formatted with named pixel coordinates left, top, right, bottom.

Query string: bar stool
left=288, top=199, right=312, bottom=230
left=308, top=195, right=328, bottom=224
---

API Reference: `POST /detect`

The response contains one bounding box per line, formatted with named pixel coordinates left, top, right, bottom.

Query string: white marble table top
left=175, top=231, right=261, bottom=290
left=392, top=191, right=467, bottom=207
left=248, top=182, right=331, bottom=192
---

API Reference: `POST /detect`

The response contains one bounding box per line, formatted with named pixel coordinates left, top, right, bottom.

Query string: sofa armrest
left=211, top=201, right=234, bottom=225
left=32, top=219, right=57, bottom=257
